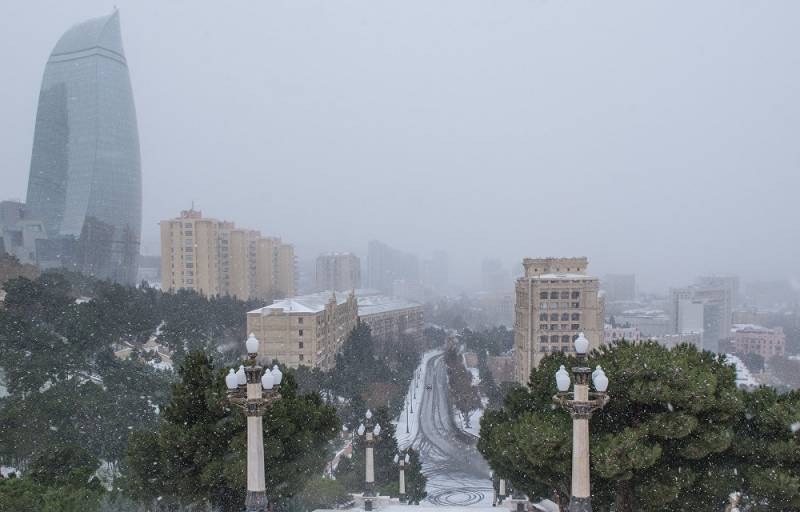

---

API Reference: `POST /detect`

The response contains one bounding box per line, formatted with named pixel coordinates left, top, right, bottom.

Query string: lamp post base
left=568, top=496, right=592, bottom=512
left=245, top=490, right=268, bottom=512
left=365, top=498, right=373, bottom=511
left=400, top=493, right=406, bottom=503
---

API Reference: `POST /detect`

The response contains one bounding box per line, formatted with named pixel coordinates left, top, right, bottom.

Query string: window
left=299, top=342, right=304, bottom=349
left=298, top=330, right=304, bottom=336
left=561, top=313, right=569, bottom=321
left=539, top=313, right=548, bottom=321
left=572, top=291, right=580, bottom=299
left=561, top=335, right=570, bottom=343
left=550, top=291, right=559, bottom=299
left=299, top=354, right=304, bottom=361
left=572, top=324, right=580, bottom=330
left=540, top=324, right=548, bottom=330
left=550, top=313, right=559, bottom=321
left=540, top=336, right=548, bottom=344
left=550, top=335, right=559, bottom=343
left=551, top=324, right=559, bottom=331
left=560, top=291, right=570, bottom=299
left=298, top=317, right=304, bottom=324
left=540, top=291, right=548, bottom=300
left=572, top=313, right=580, bottom=321
left=572, top=302, right=580, bottom=308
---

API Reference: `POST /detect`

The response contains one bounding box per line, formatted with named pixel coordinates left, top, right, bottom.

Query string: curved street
left=410, top=353, right=493, bottom=506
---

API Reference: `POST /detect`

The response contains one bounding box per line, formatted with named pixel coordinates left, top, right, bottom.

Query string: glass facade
left=26, top=11, right=141, bottom=284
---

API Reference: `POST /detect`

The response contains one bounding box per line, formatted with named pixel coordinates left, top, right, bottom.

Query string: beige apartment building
left=160, top=210, right=295, bottom=300
left=246, top=292, right=359, bottom=370
left=513, top=257, right=604, bottom=385
left=357, top=291, right=424, bottom=350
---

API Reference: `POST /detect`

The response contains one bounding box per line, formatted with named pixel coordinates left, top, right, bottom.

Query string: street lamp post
left=552, top=333, right=610, bottom=512
left=394, top=451, right=410, bottom=503
left=358, top=410, right=382, bottom=511
left=224, top=333, right=284, bottom=512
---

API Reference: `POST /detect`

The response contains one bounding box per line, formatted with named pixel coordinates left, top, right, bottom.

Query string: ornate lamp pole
left=357, top=410, right=382, bottom=511
left=552, top=333, right=609, bottom=512
left=224, top=333, right=283, bottom=512
left=394, top=451, right=410, bottom=503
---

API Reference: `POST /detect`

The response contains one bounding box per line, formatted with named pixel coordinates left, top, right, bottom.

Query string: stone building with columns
left=513, top=257, right=604, bottom=385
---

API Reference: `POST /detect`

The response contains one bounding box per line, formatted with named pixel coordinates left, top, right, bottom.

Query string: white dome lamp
left=225, top=368, right=238, bottom=390
left=593, top=368, right=609, bottom=393
left=592, top=365, right=603, bottom=380
left=365, top=409, right=373, bottom=420
left=271, top=365, right=283, bottom=386
left=357, top=423, right=366, bottom=436
left=261, top=370, right=274, bottom=390
left=574, top=332, right=589, bottom=356
left=236, top=365, right=247, bottom=386
left=373, top=423, right=381, bottom=436
left=556, top=365, right=571, bottom=393
left=394, top=454, right=399, bottom=464
left=404, top=453, right=410, bottom=464
left=245, top=333, right=259, bottom=355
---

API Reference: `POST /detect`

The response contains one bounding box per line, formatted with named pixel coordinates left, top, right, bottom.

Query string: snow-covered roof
left=732, top=323, right=774, bottom=333
left=357, top=293, right=421, bottom=316
left=249, top=292, right=351, bottom=315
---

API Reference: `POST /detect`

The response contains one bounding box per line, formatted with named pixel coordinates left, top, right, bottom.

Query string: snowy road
left=410, top=353, right=493, bottom=506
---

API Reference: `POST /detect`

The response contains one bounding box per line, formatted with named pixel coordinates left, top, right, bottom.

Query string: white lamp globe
left=246, top=333, right=259, bottom=354
left=594, top=370, right=609, bottom=393
left=556, top=365, right=570, bottom=392
left=261, top=371, right=274, bottom=390
left=574, top=333, right=589, bottom=355
left=225, top=369, right=238, bottom=390
left=373, top=423, right=381, bottom=436
left=592, top=365, right=603, bottom=380
left=236, top=365, right=246, bottom=386
left=357, top=424, right=366, bottom=436
left=394, top=454, right=399, bottom=463
left=405, top=453, right=410, bottom=463
left=271, top=365, right=283, bottom=385
left=365, top=409, right=373, bottom=420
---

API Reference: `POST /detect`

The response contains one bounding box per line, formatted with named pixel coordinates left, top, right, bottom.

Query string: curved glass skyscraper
left=26, top=10, right=141, bottom=284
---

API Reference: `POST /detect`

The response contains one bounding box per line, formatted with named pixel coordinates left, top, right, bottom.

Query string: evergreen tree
left=479, top=341, right=744, bottom=511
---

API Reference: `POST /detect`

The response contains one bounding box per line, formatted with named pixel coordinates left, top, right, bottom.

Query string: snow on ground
left=1, top=466, right=19, bottom=478
left=725, top=353, right=759, bottom=389
left=396, top=349, right=442, bottom=449
left=454, top=405, right=485, bottom=438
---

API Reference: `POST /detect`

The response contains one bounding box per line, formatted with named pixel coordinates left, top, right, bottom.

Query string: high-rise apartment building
left=160, top=210, right=295, bottom=300
left=26, top=11, right=141, bottom=284
left=315, top=252, right=361, bottom=291
left=513, top=257, right=604, bottom=385
left=367, top=240, right=419, bottom=294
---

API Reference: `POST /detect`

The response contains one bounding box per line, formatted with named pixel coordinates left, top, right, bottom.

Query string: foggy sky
left=2, top=0, right=799, bottom=293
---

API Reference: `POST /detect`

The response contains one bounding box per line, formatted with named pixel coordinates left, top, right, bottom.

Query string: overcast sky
left=1, top=0, right=799, bottom=293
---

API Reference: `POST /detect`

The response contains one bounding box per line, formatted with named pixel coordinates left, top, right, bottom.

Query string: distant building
left=488, top=355, right=515, bottom=383
left=604, top=325, right=642, bottom=343
left=366, top=240, right=419, bottom=295
left=26, top=11, right=141, bottom=284
left=315, top=253, right=361, bottom=292
left=616, top=308, right=671, bottom=338
left=513, top=257, right=604, bottom=384
left=247, top=292, right=358, bottom=369
left=160, top=210, right=295, bottom=300
left=421, top=250, right=449, bottom=295
left=603, top=274, right=636, bottom=302
left=0, top=201, right=48, bottom=265
left=732, top=324, right=785, bottom=359
left=671, top=285, right=732, bottom=352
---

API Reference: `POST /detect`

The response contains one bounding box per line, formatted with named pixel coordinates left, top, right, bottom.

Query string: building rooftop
left=725, top=354, right=759, bottom=389
left=248, top=289, right=420, bottom=316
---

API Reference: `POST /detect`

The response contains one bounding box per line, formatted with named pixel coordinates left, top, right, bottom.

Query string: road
left=411, top=353, right=493, bottom=506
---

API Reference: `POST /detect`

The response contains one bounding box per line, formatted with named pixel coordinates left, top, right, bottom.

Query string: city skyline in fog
left=2, top=1, right=800, bottom=293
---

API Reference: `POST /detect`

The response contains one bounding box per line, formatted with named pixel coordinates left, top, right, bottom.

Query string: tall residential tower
left=26, top=11, right=142, bottom=284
